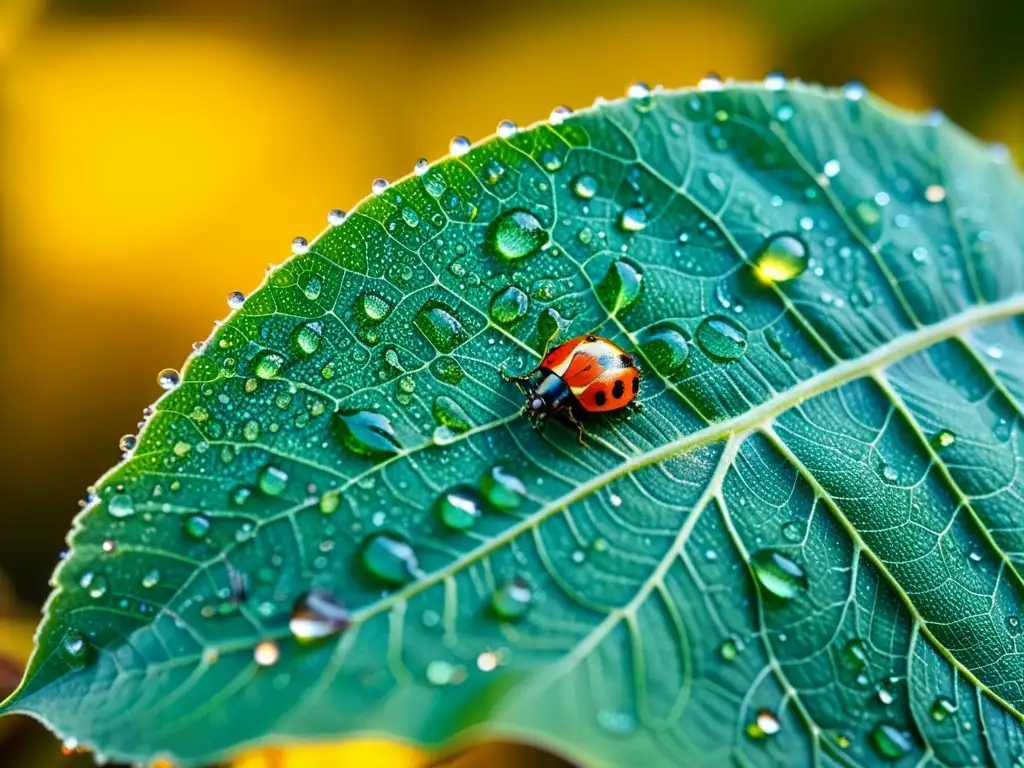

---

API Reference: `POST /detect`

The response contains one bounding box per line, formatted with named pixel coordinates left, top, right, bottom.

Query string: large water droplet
left=481, top=465, right=527, bottom=510
left=435, top=486, right=482, bottom=531
left=753, top=234, right=808, bottom=282
left=361, top=532, right=420, bottom=585
left=869, top=723, right=913, bottom=759
left=414, top=301, right=467, bottom=353
left=489, top=209, right=548, bottom=260
left=749, top=549, right=807, bottom=602
left=184, top=514, right=211, bottom=540
left=432, top=396, right=471, bottom=433
left=597, top=259, right=644, bottom=314
left=290, top=589, right=350, bottom=642
left=618, top=207, right=647, bottom=233
left=639, top=324, right=689, bottom=377
left=107, top=494, right=134, bottom=519
left=930, top=696, right=957, bottom=722
left=333, top=410, right=402, bottom=458
left=489, top=286, right=529, bottom=325
left=572, top=174, right=598, bottom=200
left=254, top=351, right=286, bottom=380
left=157, top=368, right=180, bottom=390
left=293, top=321, right=322, bottom=356
left=492, top=576, right=532, bottom=619
left=695, top=315, right=748, bottom=362
left=258, top=465, right=289, bottom=496
left=360, top=293, right=392, bottom=322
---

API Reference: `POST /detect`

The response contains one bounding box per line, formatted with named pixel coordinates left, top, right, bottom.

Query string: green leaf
left=5, top=81, right=1024, bottom=768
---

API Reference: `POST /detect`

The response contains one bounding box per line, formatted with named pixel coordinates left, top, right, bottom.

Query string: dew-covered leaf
left=5, top=81, right=1024, bottom=767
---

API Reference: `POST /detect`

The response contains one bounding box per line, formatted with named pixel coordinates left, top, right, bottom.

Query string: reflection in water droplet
left=639, top=324, right=689, bottom=377
left=481, top=465, right=527, bottom=510
left=291, top=237, right=309, bottom=255
left=572, top=174, right=598, bottom=200
left=597, top=259, right=644, bottom=314
left=695, top=316, right=748, bottom=362
left=157, top=368, right=181, bottom=390
left=333, top=410, right=402, bottom=458
left=749, top=549, right=807, bottom=602
left=753, top=234, right=809, bottom=282
left=227, top=291, right=246, bottom=310
left=492, top=576, right=532, bottom=619
left=618, top=207, right=647, bottom=233
left=433, top=396, right=472, bottom=433
left=361, top=532, right=420, bottom=585
left=184, top=514, right=211, bottom=540
left=489, top=286, right=529, bottom=325
left=436, top=486, right=482, bottom=531
left=119, top=434, right=137, bottom=453
left=869, top=722, right=913, bottom=759
left=489, top=209, right=548, bottom=260
left=254, top=351, right=286, bottom=380
left=258, top=465, right=289, bottom=496
left=930, top=696, right=957, bottom=722
left=254, top=640, right=280, bottom=667
left=290, top=589, right=350, bottom=642
left=414, top=302, right=467, bottom=353
left=108, top=494, right=134, bottom=519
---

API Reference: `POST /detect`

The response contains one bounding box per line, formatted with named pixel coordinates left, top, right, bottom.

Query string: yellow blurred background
left=0, top=0, right=1020, bottom=765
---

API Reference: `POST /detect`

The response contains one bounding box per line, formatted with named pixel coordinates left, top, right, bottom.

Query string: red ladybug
left=505, top=334, right=640, bottom=442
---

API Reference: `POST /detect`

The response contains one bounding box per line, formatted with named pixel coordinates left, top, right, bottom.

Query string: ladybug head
left=528, top=396, right=546, bottom=415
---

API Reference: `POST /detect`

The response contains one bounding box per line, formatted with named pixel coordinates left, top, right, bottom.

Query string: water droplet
left=290, top=589, right=350, bottom=642
left=924, top=184, right=947, bottom=203
left=780, top=520, right=803, bottom=542
left=492, top=576, right=532, bottom=619
left=371, top=178, right=390, bottom=195
left=572, top=174, right=598, bottom=200
left=695, top=316, right=748, bottom=362
left=254, top=640, right=280, bottom=667
left=414, top=301, right=467, bottom=353
left=549, top=105, right=571, bottom=125
left=764, top=71, right=786, bottom=90
left=719, top=636, right=742, bottom=661
left=930, top=696, right=957, bottom=722
left=294, top=321, right=323, bottom=356
left=413, top=158, right=429, bottom=176
left=327, top=208, right=346, bottom=226
left=749, top=549, right=807, bottom=602
left=489, top=285, right=529, bottom=325
left=823, top=159, right=841, bottom=178
left=430, top=356, right=465, bottom=385
left=755, top=709, right=781, bottom=737
left=254, top=351, right=286, bottom=380
left=842, top=639, right=868, bottom=669
left=291, top=237, right=309, bottom=255
left=80, top=571, right=108, bottom=599
left=639, top=324, right=690, bottom=377
left=877, top=676, right=900, bottom=705
left=62, top=631, right=91, bottom=666
left=258, top=465, right=289, bottom=496
left=361, top=532, right=420, bottom=585
left=102, top=538, right=116, bottom=553
left=300, top=274, right=322, bottom=300
left=436, top=486, right=482, bottom=531
left=227, top=291, right=246, bottom=310
left=141, top=569, right=161, bottom=588
left=540, top=150, right=562, bottom=171
left=107, top=493, right=134, bottom=519
left=753, top=233, right=808, bottom=282
left=401, top=206, right=420, bottom=227
left=854, top=200, right=881, bottom=227
left=883, top=465, right=899, bottom=482
left=481, top=465, right=527, bottom=510
left=496, top=119, right=517, bottom=138
left=698, top=72, right=723, bottom=91
left=319, top=489, right=341, bottom=515
left=843, top=81, right=867, bottom=101
left=618, top=207, right=647, bottom=233
left=432, top=395, right=471, bottom=433
left=489, top=209, right=548, bottom=260
left=333, top=409, right=402, bottom=458
left=449, top=135, right=470, bottom=156
left=627, top=81, right=651, bottom=99
left=118, top=434, right=137, bottom=453
left=597, top=259, right=644, bottom=314
left=184, top=514, right=211, bottom=540
left=157, top=368, right=181, bottom=390
left=932, top=430, right=956, bottom=449
left=359, top=292, right=391, bottom=322
left=869, top=722, right=913, bottom=759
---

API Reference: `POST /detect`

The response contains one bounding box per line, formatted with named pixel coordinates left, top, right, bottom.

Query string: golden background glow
left=1, top=0, right=1020, bottom=765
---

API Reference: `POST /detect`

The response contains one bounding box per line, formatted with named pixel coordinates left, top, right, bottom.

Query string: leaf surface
left=5, top=82, right=1024, bottom=768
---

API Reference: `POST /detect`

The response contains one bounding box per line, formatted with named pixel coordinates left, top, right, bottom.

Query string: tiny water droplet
left=492, top=576, right=532, bottom=619
left=290, top=589, right=350, bottom=642
left=157, top=368, right=181, bottom=390
left=294, top=321, right=323, bottom=356
left=361, top=532, right=420, bottom=585
left=489, top=285, right=529, bottom=325
left=107, top=493, right=134, bottom=518
left=869, top=722, right=913, bottom=759
left=618, top=207, right=647, bottom=233
left=300, top=274, right=322, bottom=300
left=698, top=72, right=723, bottom=91
left=413, top=158, right=429, bottom=176
left=755, top=710, right=781, bottom=737
left=930, top=696, right=957, bottom=722
left=62, top=631, right=91, bottom=666
left=481, top=465, right=527, bottom=510
left=549, top=105, right=571, bottom=125
left=435, top=486, right=482, bottom=531
left=291, top=237, right=309, bottom=255
left=753, top=233, right=808, bottom=282
left=763, top=71, right=786, bottom=90
left=333, top=409, right=402, bottom=458
left=254, top=351, right=286, bottom=380
left=142, top=569, right=161, bottom=588
left=932, top=430, right=956, bottom=449
left=319, top=489, right=341, bottom=514
left=842, top=639, right=868, bottom=669
left=719, top=636, right=742, bottom=662
left=843, top=81, right=867, bottom=101
left=359, top=292, right=392, bottom=322
left=924, top=184, right=947, bottom=203
left=780, top=520, right=803, bottom=542
left=254, top=640, right=280, bottom=667
left=258, top=465, right=289, bottom=496
left=184, top=514, right=211, bottom=540
left=627, top=81, right=651, bottom=99
left=823, top=159, right=841, bottom=178
left=449, top=135, right=470, bottom=156
left=327, top=208, right=346, bottom=226
left=749, top=549, right=807, bottom=602
left=118, top=434, right=137, bottom=453
left=489, top=209, right=548, bottom=260
left=540, top=150, right=562, bottom=171
left=227, top=291, right=246, bottom=310
left=695, top=315, right=748, bottom=362
left=877, top=675, right=900, bottom=705
left=572, top=174, right=598, bottom=200
left=496, top=119, right=517, bottom=138
left=80, top=571, right=108, bottom=599
left=371, top=178, right=390, bottom=195
left=597, top=259, right=644, bottom=314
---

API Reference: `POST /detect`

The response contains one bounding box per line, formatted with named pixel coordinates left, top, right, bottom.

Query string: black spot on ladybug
left=612, top=380, right=625, bottom=399
left=620, top=353, right=633, bottom=367
left=631, top=375, right=639, bottom=394
left=594, top=390, right=607, bottom=406
left=585, top=334, right=597, bottom=342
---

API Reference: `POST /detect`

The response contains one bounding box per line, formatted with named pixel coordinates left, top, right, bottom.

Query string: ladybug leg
left=562, top=408, right=587, bottom=446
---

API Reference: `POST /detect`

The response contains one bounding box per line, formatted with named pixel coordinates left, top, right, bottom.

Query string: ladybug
left=504, top=334, right=641, bottom=443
